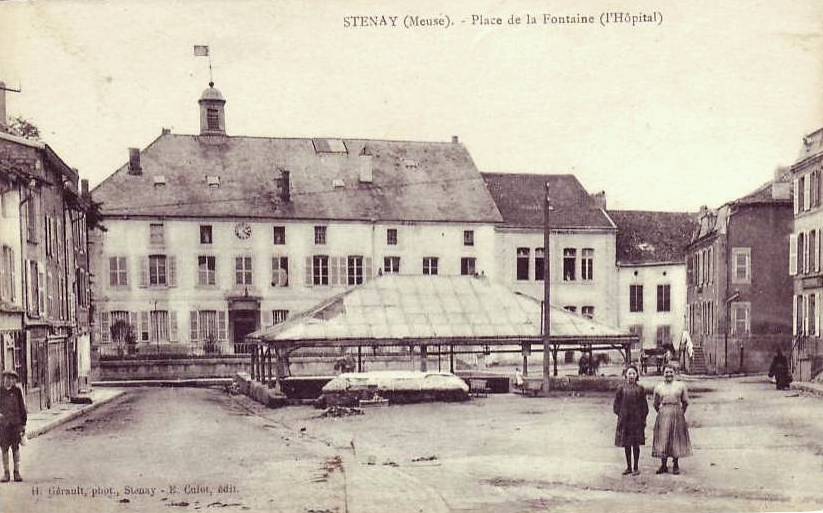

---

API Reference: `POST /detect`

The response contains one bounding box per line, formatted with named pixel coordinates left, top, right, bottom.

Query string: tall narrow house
left=685, top=175, right=793, bottom=374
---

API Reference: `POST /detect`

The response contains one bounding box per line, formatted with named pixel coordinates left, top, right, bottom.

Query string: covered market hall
left=245, top=275, right=637, bottom=392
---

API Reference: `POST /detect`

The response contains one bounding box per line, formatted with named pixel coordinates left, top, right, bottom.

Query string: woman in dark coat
left=613, top=365, right=649, bottom=475
left=0, top=370, right=27, bottom=482
left=768, top=349, right=792, bottom=390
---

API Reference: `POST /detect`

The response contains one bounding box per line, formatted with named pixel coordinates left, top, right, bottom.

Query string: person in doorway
left=613, top=365, right=649, bottom=475
left=513, top=367, right=525, bottom=391
left=652, top=364, right=692, bottom=475
left=768, top=349, right=792, bottom=390
left=0, top=370, right=27, bottom=482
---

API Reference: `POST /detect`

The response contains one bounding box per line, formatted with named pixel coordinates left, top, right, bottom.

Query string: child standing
left=0, top=370, right=27, bottom=482
left=613, top=365, right=648, bottom=475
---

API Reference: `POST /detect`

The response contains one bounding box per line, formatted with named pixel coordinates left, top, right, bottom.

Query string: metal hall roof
left=249, top=275, right=632, bottom=348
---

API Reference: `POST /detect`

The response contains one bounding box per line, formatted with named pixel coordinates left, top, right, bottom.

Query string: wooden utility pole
left=542, top=182, right=552, bottom=395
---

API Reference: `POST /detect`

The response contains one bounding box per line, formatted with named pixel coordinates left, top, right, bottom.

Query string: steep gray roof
left=93, top=133, right=503, bottom=223
left=609, top=210, right=697, bottom=265
left=481, top=173, right=614, bottom=229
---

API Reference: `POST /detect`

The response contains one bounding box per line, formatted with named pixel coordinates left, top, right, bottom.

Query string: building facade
left=685, top=178, right=793, bottom=374
left=90, top=84, right=503, bottom=358
left=608, top=210, right=695, bottom=355
left=0, top=130, right=91, bottom=411
left=482, top=173, right=619, bottom=328
left=789, top=126, right=823, bottom=382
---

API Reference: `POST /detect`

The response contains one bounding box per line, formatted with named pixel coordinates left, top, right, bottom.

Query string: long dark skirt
left=652, top=404, right=692, bottom=458
left=614, top=419, right=645, bottom=447
left=0, top=424, right=22, bottom=450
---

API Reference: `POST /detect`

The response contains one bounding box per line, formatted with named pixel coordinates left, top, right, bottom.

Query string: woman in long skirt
left=613, top=365, right=648, bottom=475
left=652, top=364, right=692, bottom=474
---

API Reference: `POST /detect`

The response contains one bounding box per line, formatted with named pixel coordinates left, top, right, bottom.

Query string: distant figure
left=0, top=370, right=26, bottom=482
left=578, top=354, right=590, bottom=376
left=513, top=368, right=524, bottom=391
left=640, top=353, right=649, bottom=375
left=768, top=349, right=792, bottom=390
left=613, top=365, right=648, bottom=476
left=652, top=364, right=692, bottom=475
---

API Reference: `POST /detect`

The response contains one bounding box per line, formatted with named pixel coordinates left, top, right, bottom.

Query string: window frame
left=383, top=256, right=400, bottom=274
left=347, top=255, right=364, bottom=285
left=463, top=230, right=474, bottom=247
left=629, top=284, right=644, bottom=313
left=731, top=247, right=752, bottom=284
left=273, top=226, right=286, bottom=245
left=149, top=223, right=165, bottom=245
left=198, top=255, right=217, bottom=286
left=422, top=257, right=439, bottom=276
left=386, top=228, right=398, bottom=246
left=656, top=284, right=671, bottom=312
left=581, top=248, right=594, bottom=281
left=314, top=225, right=327, bottom=245
left=516, top=248, right=530, bottom=281
left=235, top=256, right=253, bottom=286
left=312, top=255, right=330, bottom=285
left=148, top=254, right=168, bottom=286
left=199, top=225, right=213, bottom=245
left=460, top=257, right=476, bottom=276
left=563, top=248, right=577, bottom=281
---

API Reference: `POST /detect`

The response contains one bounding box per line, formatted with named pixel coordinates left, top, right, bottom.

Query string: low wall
left=524, top=375, right=625, bottom=393
left=97, top=356, right=249, bottom=381
left=702, top=335, right=791, bottom=374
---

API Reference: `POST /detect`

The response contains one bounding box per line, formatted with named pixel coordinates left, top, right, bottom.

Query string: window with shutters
left=731, top=247, right=751, bottom=284
left=582, top=306, right=594, bottom=319
left=534, top=248, right=544, bottom=281
left=149, top=223, right=165, bottom=245
left=28, top=260, right=40, bottom=316
left=656, top=284, right=671, bottom=312
left=198, top=256, right=216, bottom=286
left=109, top=256, right=128, bottom=287
left=0, top=246, right=14, bottom=302
left=516, top=248, right=530, bottom=280
left=312, top=255, right=329, bottom=285
left=563, top=248, right=576, bottom=281
left=347, top=256, right=364, bottom=285
left=271, top=256, right=289, bottom=287
left=795, top=295, right=803, bottom=336
left=463, top=230, right=474, bottom=246
left=810, top=294, right=817, bottom=335
left=386, top=228, right=397, bottom=246
left=273, top=226, right=286, bottom=245
left=198, top=310, right=218, bottom=342
left=109, top=311, right=130, bottom=342
left=383, top=256, right=400, bottom=274
left=422, top=257, right=438, bottom=276
left=581, top=248, right=594, bottom=281
left=235, top=256, right=253, bottom=285
left=26, top=195, right=37, bottom=243
left=149, top=255, right=168, bottom=286
left=460, top=257, right=476, bottom=276
left=139, top=312, right=149, bottom=341
left=731, top=302, right=751, bottom=335
left=629, top=285, right=643, bottom=312
left=810, top=230, right=817, bottom=272
left=149, top=311, right=169, bottom=342
left=273, top=310, right=289, bottom=324
left=799, top=175, right=806, bottom=211
left=707, top=247, right=713, bottom=283
left=314, top=225, right=327, bottom=245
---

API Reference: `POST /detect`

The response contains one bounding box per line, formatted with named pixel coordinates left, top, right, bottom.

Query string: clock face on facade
left=234, top=222, right=252, bottom=240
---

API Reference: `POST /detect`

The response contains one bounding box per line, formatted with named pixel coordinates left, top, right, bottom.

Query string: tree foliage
left=1, top=116, right=40, bottom=140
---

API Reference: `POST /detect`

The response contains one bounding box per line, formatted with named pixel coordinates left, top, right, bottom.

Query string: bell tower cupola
left=198, top=82, right=226, bottom=136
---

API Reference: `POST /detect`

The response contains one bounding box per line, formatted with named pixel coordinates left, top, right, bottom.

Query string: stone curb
left=791, top=382, right=823, bottom=397
left=27, top=391, right=126, bottom=440
left=92, top=378, right=233, bottom=387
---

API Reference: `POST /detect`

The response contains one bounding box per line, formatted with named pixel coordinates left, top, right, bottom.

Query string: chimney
left=359, top=146, right=373, bottom=183
left=279, top=169, right=290, bottom=202
left=161, top=128, right=171, bottom=135
left=128, top=148, right=142, bottom=175
left=772, top=181, right=791, bottom=200
left=451, top=135, right=459, bottom=144
left=81, top=179, right=90, bottom=199
left=0, top=81, right=6, bottom=128
left=591, top=190, right=607, bottom=210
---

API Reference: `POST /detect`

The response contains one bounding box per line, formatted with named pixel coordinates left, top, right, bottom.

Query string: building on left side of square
left=0, top=84, right=92, bottom=412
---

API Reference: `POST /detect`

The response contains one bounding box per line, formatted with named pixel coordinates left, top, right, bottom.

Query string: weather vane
left=193, top=45, right=214, bottom=86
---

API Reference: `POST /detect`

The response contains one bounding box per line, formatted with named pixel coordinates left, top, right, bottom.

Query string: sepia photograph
left=0, top=0, right=822, bottom=512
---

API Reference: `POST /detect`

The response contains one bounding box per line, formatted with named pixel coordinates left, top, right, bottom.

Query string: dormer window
left=207, top=109, right=220, bottom=130
left=153, top=176, right=167, bottom=187
left=206, top=175, right=220, bottom=188
left=332, top=179, right=345, bottom=188
left=403, top=159, right=419, bottom=169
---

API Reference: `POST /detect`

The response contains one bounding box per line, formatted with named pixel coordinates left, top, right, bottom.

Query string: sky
left=0, top=0, right=821, bottom=212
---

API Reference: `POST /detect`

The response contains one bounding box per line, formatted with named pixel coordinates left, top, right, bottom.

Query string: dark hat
left=1, top=370, right=19, bottom=380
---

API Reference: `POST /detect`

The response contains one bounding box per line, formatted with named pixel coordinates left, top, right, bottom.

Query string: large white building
left=607, top=210, right=696, bottom=356
left=482, top=174, right=619, bottom=326
left=90, top=84, right=502, bottom=355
